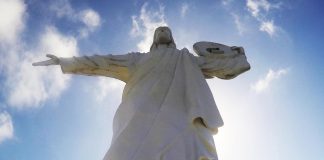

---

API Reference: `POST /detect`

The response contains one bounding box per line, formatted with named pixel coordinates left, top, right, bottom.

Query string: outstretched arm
left=33, top=53, right=143, bottom=82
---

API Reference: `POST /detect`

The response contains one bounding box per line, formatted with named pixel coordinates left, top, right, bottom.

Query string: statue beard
left=155, top=32, right=172, bottom=44
left=150, top=27, right=176, bottom=52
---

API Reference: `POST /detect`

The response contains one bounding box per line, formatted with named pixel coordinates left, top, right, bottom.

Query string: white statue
left=33, top=26, right=250, bottom=160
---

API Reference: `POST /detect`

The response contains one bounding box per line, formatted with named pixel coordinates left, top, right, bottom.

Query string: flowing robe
left=60, top=47, right=250, bottom=160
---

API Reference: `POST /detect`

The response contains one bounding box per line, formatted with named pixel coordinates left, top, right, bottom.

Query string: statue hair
left=150, top=27, right=176, bottom=52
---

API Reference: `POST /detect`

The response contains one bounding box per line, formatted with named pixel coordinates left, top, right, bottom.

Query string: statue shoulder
left=180, top=48, right=190, bottom=53
left=180, top=48, right=197, bottom=57
left=127, top=52, right=146, bottom=58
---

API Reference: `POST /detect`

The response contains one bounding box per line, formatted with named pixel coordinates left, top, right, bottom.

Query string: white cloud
left=222, top=0, right=233, bottom=5
left=180, top=3, right=189, bottom=18
left=0, top=111, right=14, bottom=143
left=0, top=0, right=81, bottom=109
left=259, top=20, right=276, bottom=36
left=221, top=1, right=248, bottom=36
left=130, top=3, right=168, bottom=52
left=246, top=0, right=281, bottom=37
left=80, top=9, right=101, bottom=30
left=50, top=0, right=101, bottom=38
left=50, top=0, right=74, bottom=19
left=0, top=0, right=26, bottom=46
left=130, top=16, right=140, bottom=37
left=91, top=78, right=124, bottom=102
left=2, top=26, right=78, bottom=108
left=246, top=0, right=271, bottom=18
left=0, top=0, right=109, bottom=109
left=251, top=68, right=289, bottom=93
left=231, top=13, right=246, bottom=35
left=79, top=9, right=101, bottom=38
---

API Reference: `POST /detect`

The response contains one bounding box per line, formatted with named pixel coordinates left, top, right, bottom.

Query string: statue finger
left=32, top=59, right=57, bottom=66
left=46, top=54, right=58, bottom=60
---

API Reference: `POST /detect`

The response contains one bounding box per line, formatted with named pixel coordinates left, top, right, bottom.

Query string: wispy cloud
left=246, top=0, right=281, bottom=37
left=222, top=0, right=281, bottom=37
left=222, top=0, right=233, bottom=6
left=231, top=13, right=246, bottom=35
left=4, top=26, right=79, bottom=108
left=0, top=0, right=25, bottom=90
left=0, top=0, right=26, bottom=46
left=78, top=9, right=101, bottom=38
left=246, top=0, right=272, bottom=17
left=0, top=111, right=14, bottom=143
left=180, top=3, right=189, bottom=18
left=251, top=68, right=289, bottom=93
left=221, top=1, right=248, bottom=36
left=50, top=0, right=74, bottom=18
left=130, top=2, right=167, bottom=52
left=90, top=78, right=124, bottom=102
left=0, top=0, right=82, bottom=109
left=259, top=20, right=276, bottom=37
left=50, top=0, right=101, bottom=38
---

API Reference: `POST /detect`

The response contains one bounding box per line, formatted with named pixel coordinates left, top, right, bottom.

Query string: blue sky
left=0, top=0, right=323, bottom=159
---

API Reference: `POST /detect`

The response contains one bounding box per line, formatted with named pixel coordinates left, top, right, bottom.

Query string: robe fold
left=60, top=47, right=250, bottom=160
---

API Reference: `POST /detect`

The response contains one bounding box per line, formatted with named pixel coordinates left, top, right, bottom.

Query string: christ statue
left=33, top=26, right=250, bottom=160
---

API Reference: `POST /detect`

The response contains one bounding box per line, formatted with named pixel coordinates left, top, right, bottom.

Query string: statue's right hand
left=32, top=54, right=60, bottom=66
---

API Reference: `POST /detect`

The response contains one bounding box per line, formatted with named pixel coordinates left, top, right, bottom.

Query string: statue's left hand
left=32, top=54, right=60, bottom=66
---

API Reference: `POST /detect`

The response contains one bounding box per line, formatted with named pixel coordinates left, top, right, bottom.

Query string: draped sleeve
left=196, top=50, right=251, bottom=79
left=59, top=52, right=143, bottom=82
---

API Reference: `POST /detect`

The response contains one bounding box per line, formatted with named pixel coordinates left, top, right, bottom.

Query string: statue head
left=150, top=26, right=176, bottom=52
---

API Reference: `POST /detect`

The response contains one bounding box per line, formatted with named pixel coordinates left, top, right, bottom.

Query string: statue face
left=154, top=27, right=172, bottom=44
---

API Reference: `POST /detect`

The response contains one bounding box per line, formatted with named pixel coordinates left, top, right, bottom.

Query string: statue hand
left=32, top=54, right=60, bottom=66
